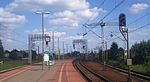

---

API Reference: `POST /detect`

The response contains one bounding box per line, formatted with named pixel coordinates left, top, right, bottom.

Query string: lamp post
left=52, top=31, right=55, bottom=60
left=62, top=41, right=65, bottom=59
left=119, top=13, right=132, bottom=82
left=36, top=11, right=50, bottom=70
left=57, top=37, right=60, bottom=60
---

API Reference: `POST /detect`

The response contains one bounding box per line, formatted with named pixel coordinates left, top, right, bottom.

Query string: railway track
left=74, top=59, right=150, bottom=82
left=73, top=60, right=109, bottom=82
left=106, top=64, right=150, bottom=81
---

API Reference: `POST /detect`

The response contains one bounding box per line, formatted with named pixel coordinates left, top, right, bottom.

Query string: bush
left=132, top=61, right=150, bottom=75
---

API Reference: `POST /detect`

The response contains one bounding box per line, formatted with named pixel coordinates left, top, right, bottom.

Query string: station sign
left=127, top=59, right=132, bottom=66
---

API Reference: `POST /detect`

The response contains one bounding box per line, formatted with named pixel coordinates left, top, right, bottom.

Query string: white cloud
left=2, top=0, right=105, bottom=50
left=49, top=17, right=79, bottom=28
left=0, top=7, right=26, bottom=44
left=6, top=0, right=40, bottom=12
left=0, top=7, right=26, bottom=48
left=55, top=11, right=74, bottom=17
left=129, top=3, right=149, bottom=13
left=48, top=7, right=104, bottom=29
left=5, top=0, right=89, bottom=11
left=76, top=7, right=103, bottom=20
left=0, top=8, right=26, bottom=28
left=49, top=10, right=77, bottom=28
left=5, top=0, right=105, bottom=29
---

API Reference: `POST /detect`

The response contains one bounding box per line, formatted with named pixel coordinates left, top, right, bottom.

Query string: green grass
left=0, top=60, right=28, bottom=71
left=132, top=61, right=150, bottom=75
left=132, top=65, right=147, bottom=73
left=107, top=60, right=150, bottom=75
left=107, top=60, right=128, bottom=69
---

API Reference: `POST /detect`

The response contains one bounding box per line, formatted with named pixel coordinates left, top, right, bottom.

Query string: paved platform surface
left=0, top=59, right=86, bottom=82
left=52, top=60, right=86, bottom=82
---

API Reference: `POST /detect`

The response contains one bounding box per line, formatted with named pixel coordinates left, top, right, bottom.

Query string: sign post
left=43, top=51, right=54, bottom=70
left=43, top=51, right=50, bottom=70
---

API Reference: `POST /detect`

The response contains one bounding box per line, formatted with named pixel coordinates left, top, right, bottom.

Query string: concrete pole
left=58, top=37, right=60, bottom=60
left=52, top=31, right=55, bottom=58
left=63, top=42, right=65, bottom=59
left=101, top=26, right=106, bottom=70
left=37, top=46, right=39, bottom=62
left=127, top=30, right=131, bottom=82
left=41, top=13, right=45, bottom=70
left=70, top=46, right=72, bottom=53
left=28, top=34, right=32, bottom=64
left=66, top=44, right=68, bottom=53
left=105, top=41, right=108, bottom=61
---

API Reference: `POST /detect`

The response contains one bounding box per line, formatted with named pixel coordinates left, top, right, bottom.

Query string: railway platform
left=0, top=59, right=85, bottom=82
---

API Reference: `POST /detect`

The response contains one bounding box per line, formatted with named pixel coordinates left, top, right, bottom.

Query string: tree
left=0, top=40, right=4, bottom=58
left=9, top=49, right=18, bottom=59
left=20, top=50, right=28, bottom=58
left=118, top=47, right=125, bottom=59
left=98, top=49, right=102, bottom=61
left=90, top=51, right=95, bottom=58
left=109, top=42, right=118, bottom=60
left=130, top=40, right=150, bottom=64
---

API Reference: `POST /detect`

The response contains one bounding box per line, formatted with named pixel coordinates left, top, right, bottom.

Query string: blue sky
left=0, top=0, right=150, bottom=52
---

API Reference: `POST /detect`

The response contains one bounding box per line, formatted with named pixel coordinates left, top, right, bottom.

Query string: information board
left=44, top=53, right=49, bottom=61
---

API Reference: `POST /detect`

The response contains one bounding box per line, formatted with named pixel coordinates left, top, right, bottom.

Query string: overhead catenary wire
left=80, top=0, right=106, bottom=36
left=109, top=22, right=150, bottom=42
left=109, top=31, right=125, bottom=41
left=87, top=0, right=106, bottom=23
left=86, top=0, right=126, bottom=25
left=129, top=23, right=150, bottom=33
left=82, top=0, right=149, bottom=48
left=107, top=10, right=150, bottom=43
left=104, top=8, right=150, bottom=28
left=98, top=0, right=126, bottom=23
left=84, top=25, right=102, bottom=38
left=81, top=0, right=150, bottom=49
left=109, top=9, right=150, bottom=40
left=99, top=0, right=150, bottom=43
left=82, top=0, right=126, bottom=37
left=86, top=0, right=150, bottom=39
left=84, top=0, right=106, bottom=25
left=127, top=12, right=150, bottom=26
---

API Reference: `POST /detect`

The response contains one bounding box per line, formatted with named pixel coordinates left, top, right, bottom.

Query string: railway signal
left=119, top=13, right=132, bottom=82
left=119, top=13, right=126, bottom=27
left=45, top=35, right=51, bottom=47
